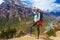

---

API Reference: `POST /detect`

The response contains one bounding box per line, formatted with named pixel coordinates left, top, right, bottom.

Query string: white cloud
left=0, top=0, right=4, bottom=4
left=32, top=0, right=60, bottom=11
left=21, top=0, right=60, bottom=12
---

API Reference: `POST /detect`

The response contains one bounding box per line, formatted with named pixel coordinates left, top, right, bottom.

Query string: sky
left=21, top=0, right=60, bottom=12
left=0, top=0, right=60, bottom=12
left=55, top=0, right=60, bottom=4
left=0, top=0, right=4, bottom=4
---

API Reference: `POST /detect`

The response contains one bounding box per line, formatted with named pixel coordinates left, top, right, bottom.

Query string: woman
left=30, top=8, right=43, bottom=38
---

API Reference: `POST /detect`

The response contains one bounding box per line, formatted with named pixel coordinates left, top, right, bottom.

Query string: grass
left=0, top=17, right=34, bottom=38
left=0, top=18, right=7, bottom=30
left=0, top=16, right=59, bottom=38
left=0, top=17, right=48, bottom=37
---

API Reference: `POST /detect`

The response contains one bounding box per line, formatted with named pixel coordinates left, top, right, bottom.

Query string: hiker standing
left=30, top=8, right=43, bottom=38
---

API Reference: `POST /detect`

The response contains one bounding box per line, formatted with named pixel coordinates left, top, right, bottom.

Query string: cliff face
left=0, top=1, right=32, bottom=20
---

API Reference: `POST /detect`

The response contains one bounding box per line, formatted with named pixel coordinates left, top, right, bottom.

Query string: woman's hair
left=33, top=7, right=39, bottom=12
left=35, top=8, right=39, bottom=12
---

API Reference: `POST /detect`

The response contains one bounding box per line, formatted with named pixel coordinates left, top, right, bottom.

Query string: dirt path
left=50, top=31, right=60, bottom=40
left=9, top=35, right=45, bottom=40
left=8, top=31, right=60, bottom=40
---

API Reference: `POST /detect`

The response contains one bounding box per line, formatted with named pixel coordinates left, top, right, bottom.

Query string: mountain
left=50, top=11, right=60, bottom=16
left=0, top=1, right=33, bottom=21
left=50, top=8, right=60, bottom=16
left=3, top=0, right=60, bottom=17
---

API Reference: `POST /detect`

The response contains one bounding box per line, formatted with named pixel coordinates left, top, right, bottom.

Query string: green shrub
left=54, top=27, right=60, bottom=31
left=0, top=27, right=17, bottom=39
left=46, top=29, right=56, bottom=37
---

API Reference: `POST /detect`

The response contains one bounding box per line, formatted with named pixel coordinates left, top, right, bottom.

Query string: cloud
left=48, top=3, right=60, bottom=12
left=0, top=0, right=4, bottom=4
left=21, top=0, right=60, bottom=12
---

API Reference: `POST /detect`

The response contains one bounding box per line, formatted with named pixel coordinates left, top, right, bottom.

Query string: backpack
left=39, top=11, right=43, bottom=21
